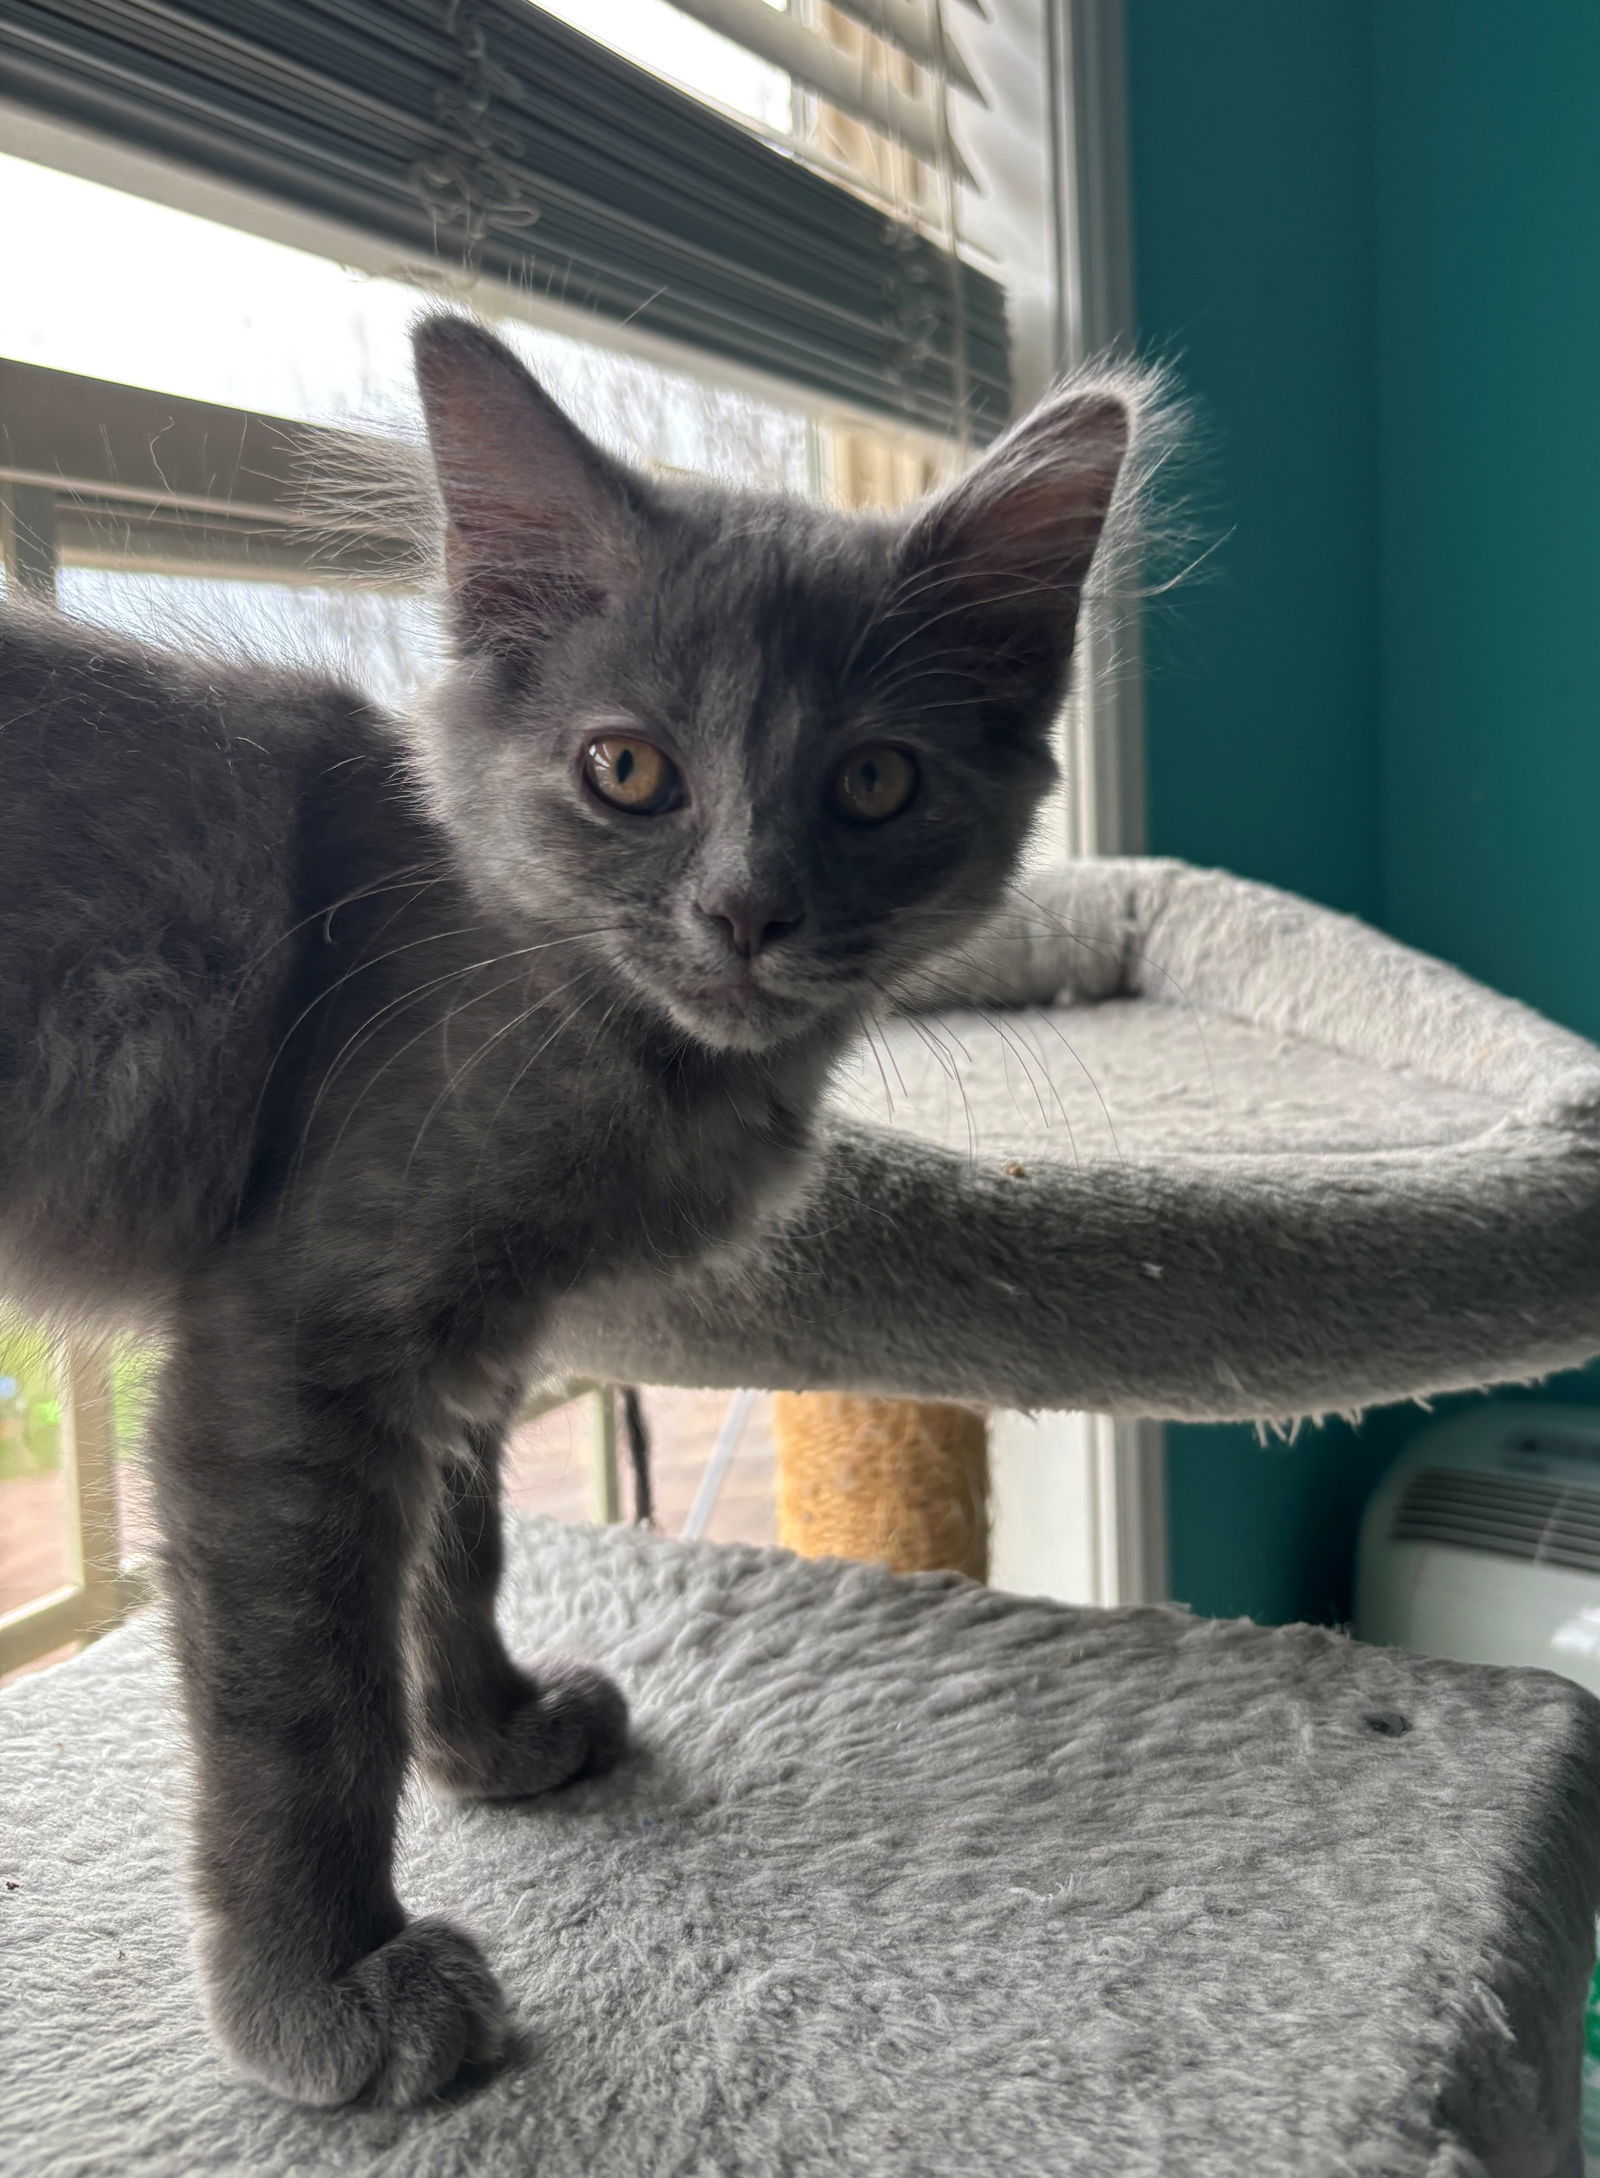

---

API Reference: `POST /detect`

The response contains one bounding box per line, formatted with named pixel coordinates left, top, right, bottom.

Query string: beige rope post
left=773, top=1394, right=989, bottom=1580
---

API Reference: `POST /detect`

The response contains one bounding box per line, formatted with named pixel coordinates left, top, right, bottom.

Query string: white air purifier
left=1355, top=1401, right=1600, bottom=1698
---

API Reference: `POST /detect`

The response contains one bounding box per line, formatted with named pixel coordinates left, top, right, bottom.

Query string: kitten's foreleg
left=150, top=1305, right=505, bottom=2109
left=409, top=1416, right=628, bottom=1798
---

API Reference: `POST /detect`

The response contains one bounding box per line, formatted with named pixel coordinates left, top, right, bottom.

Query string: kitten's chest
left=419, top=1066, right=814, bottom=1427
left=489, top=1036, right=820, bottom=1288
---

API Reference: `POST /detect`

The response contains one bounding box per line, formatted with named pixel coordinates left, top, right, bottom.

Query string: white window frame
left=981, top=0, right=1169, bottom=1607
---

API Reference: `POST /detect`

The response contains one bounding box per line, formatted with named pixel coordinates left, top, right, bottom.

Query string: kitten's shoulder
left=0, top=597, right=398, bottom=767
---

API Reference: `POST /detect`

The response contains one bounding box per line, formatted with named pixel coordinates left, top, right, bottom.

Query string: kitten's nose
left=697, top=888, right=804, bottom=961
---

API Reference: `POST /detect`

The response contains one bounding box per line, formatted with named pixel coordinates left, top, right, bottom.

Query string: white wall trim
left=989, top=0, right=1168, bottom=1608
left=991, top=1411, right=1168, bottom=1607
left=1052, top=0, right=1147, bottom=866
left=1089, top=1414, right=1171, bottom=1605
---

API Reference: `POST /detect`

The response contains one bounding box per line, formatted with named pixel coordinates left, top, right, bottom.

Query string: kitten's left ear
left=413, top=315, right=645, bottom=657
left=898, top=383, right=1132, bottom=680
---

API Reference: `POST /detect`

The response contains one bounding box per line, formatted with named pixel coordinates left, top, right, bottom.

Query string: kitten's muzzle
left=694, top=886, right=805, bottom=962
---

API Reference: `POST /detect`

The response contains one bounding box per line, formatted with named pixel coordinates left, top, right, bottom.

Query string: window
left=1, top=0, right=1163, bottom=1668
left=0, top=139, right=939, bottom=1674
left=2, top=0, right=1008, bottom=435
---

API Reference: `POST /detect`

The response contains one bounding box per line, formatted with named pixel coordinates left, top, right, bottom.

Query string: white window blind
left=657, top=0, right=981, bottom=176
left=2, top=0, right=1008, bottom=439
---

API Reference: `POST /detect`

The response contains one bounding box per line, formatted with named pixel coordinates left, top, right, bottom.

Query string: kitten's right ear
left=894, top=380, right=1133, bottom=697
left=412, top=315, right=642, bottom=658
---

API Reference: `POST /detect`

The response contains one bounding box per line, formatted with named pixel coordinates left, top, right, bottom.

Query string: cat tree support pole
left=773, top=1394, right=990, bottom=1580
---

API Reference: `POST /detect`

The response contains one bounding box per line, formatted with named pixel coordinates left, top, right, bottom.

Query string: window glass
left=57, top=575, right=443, bottom=710
left=533, top=0, right=792, bottom=134
left=1, top=152, right=812, bottom=492
left=0, top=1330, right=70, bottom=1618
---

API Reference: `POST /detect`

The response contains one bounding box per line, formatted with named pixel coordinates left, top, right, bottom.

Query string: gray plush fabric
left=546, top=859, right=1600, bottom=1420
left=4, top=1516, right=1599, bottom=2177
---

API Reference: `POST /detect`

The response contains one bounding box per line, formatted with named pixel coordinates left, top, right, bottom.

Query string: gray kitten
left=0, top=318, right=1133, bottom=2107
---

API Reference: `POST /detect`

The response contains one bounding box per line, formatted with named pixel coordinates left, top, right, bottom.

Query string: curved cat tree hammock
left=549, top=856, right=1600, bottom=1430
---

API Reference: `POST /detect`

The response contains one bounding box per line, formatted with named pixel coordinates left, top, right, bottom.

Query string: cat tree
left=548, top=853, right=1600, bottom=1436
left=8, top=857, right=1600, bottom=2174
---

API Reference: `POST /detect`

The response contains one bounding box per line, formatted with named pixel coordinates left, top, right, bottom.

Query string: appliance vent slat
left=1407, top=1476, right=1583, bottom=1516
left=1391, top=1467, right=1600, bottom=1576
left=1399, top=1501, right=1600, bottom=1543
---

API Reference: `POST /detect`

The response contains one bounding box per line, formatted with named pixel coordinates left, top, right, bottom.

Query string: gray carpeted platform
left=547, top=860, right=1600, bottom=1418
left=5, top=1517, right=1600, bottom=2176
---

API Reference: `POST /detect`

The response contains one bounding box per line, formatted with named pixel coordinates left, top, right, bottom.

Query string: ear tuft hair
left=410, top=313, right=646, bottom=659
left=887, top=355, right=1182, bottom=704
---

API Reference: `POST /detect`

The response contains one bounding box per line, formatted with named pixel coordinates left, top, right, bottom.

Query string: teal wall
left=1125, top=1, right=1600, bottom=1624
left=1127, top=1, right=1380, bottom=922
left=1374, top=4, right=1600, bottom=1040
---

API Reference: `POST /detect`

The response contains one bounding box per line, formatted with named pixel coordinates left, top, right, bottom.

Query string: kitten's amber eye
left=831, top=744, right=919, bottom=824
left=583, top=735, right=679, bottom=814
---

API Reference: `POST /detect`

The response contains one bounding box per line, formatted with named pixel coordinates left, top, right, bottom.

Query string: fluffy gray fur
left=5, top=1515, right=1599, bottom=2176
left=0, top=316, right=1138, bottom=2105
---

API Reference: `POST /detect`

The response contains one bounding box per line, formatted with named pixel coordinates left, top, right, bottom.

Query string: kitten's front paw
left=423, top=1658, right=628, bottom=1800
left=212, top=1918, right=507, bottom=2108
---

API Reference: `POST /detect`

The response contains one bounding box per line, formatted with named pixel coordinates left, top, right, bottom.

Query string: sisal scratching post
left=773, top=1393, right=988, bottom=1579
